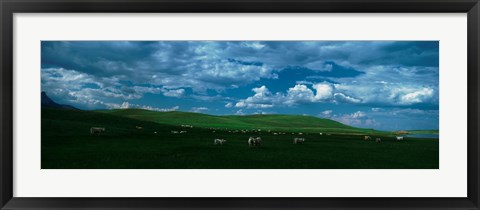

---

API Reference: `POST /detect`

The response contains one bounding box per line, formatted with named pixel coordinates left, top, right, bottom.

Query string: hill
left=42, top=107, right=438, bottom=169
left=41, top=92, right=78, bottom=110
left=97, top=109, right=384, bottom=134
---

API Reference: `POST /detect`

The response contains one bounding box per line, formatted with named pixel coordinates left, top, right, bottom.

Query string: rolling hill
left=97, top=109, right=384, bottom=134
left=42, top=107, right=438, bottom=169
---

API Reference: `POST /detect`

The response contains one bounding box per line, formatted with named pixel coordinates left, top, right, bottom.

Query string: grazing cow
left=248, top=137, right=256, bottom=147
left=135, top=126, right=143, bottom=130
left=319, top=132, right=323, bottom=135
left=180, top=131, right=187, bottom=134
left=171, top=131, right=179, bottom=134
left=248, top=137, right=262, bottom=147
left=396, top=136, right=404, bottom=141
left=255, top=137, right=262, bottom=146
left=299, top=133, right=303, bottom=135
left=375, top=138, right=382, bottom=143
left=293, top=137, right=305, bottom=144
left=214, top=139, right=227, bottom=145
left=90, top=127, right=105, bottom=135
left=154, top=131, right=158, bottom=134
left=364, top=136, right=372, bottom=141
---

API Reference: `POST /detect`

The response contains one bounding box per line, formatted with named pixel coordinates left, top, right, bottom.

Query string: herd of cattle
left=89, top=126, right=406, bottom=147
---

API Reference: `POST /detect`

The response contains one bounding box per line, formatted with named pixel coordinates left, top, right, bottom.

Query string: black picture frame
left=1, top=0, right=479, bottom=209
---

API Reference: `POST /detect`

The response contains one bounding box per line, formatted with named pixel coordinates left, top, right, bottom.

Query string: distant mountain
left=41, top=92, right=78, bottom=110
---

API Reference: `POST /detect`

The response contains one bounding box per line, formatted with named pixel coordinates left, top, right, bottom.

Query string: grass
left=406, top=130, right=440, bottom=134
left=96, top=109, right=386, bottom=135
left=42, top=108, right=439, bottom=169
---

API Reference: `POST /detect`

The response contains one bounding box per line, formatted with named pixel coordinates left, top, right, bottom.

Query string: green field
left=42, top=108, right=439, bottom=169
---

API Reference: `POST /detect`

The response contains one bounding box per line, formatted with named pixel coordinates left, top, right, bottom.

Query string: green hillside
left=97, top=109, right=384, bottom=135
left=42, top=108, right=439, bottom=169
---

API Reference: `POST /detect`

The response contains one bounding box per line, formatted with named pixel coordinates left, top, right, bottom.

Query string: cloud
left=235, top=82, right=336, bottom=108
left=235, top=85, right=277, bottom=108
left=163, top=89, right=185, bottom=98
left=106, top=101, right=179, bottom=112
left=42, top=41, right=439, bottom=115
left=242, top=42, right=265, bottom=49
left=331, top=111, right=379, bottom=128
left=42, top=41, right=438, bottom=96
left=329, top=65, right=438, bottom=107
left=304, top=60, right=333, bottom=71
left=235, top=82, right=341, bottom=108
left=285, top=84, right=316, bottom=104
left=312, top=83, right=333, bottom=100
left=319, top=110, right=333, bottom=118
left=191, top=107, right=209, bottom=113
left=399, top=87, right=434, bottom=104
left=225, top=102, right=233, bottom=108
left=235, top=109, right=245, bottom=115
left=333, top=93, right=362, bottom=103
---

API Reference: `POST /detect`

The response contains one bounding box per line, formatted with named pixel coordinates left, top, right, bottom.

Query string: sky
left=41, top=41, right=439, bottom=131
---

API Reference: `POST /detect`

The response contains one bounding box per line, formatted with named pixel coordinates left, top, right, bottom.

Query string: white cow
left=248, top=137, right=256, bottom=147
left=90, top=127, right=105, bottom=135
left=135, top=126, right=143, bottom=130
left=293, top=137, right=305, bottom=144
left=171, top=131, right=179, bottom=134
left=396, top=136, right=404, bottom=141
left=364, top=136, right=372, bottom=141
left=214, top=139, right=227, bottom=145
left=255, top=137, right=262, bottom=146
left=375, top=138, right=382, bottom=143
left=248, top=137, right=262, bottom=147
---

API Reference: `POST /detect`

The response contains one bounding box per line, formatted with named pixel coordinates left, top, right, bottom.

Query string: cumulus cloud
left=235, top=85, right=277, bottom=108
left=235, top=82, right=337, bottom=108
left=312, top=83, right=333, bottom=100
left=285, top=84, right=316, bottom=104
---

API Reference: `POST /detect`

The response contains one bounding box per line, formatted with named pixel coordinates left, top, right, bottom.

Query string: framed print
left=1, top=0, right=479, bottom=209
